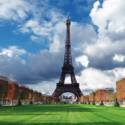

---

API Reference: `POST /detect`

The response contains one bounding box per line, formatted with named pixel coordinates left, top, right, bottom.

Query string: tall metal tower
left=52, top=15, right=83, bottom=98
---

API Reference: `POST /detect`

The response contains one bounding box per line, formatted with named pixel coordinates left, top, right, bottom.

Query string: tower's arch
left=56, top=90, right=79, bottom=98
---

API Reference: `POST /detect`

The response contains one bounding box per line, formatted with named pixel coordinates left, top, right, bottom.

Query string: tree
left=106, top=92, right=115, bottom=102
left=116, top=78, right=125, bottom=101
left=17, top=89, right=22, bottom=105
left=92, top=101, right=95, bottom=105
left=114, top=98, right=119, bottom=107
left=89, top=92, right=95, bottom=102
left=33, top=91, right=42, bottom=103
left=100, top=100, right=104, bottom=105
left=0, top=78, right=8, bottom=105
left=88, top=100, right=90, bottom=104
left=7, top=82, right=19, bottom=105
left=25, top=87, right=30, bottom=102
left=17, top=99, right=22, bottom=105
left=95, top=89, right=106, bottom=102
left=19, top=86, right=27, bottom=104
left=83, top=96, right=89, bottom=102
left=38, top=92, right=42, bottom=102
left=29, top=89, right=33, bottom=104
left=47, top=96, right=52, bottom=104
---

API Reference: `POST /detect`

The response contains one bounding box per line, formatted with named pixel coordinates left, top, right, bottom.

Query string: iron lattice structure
left=52, top=15, right=83, bottom=98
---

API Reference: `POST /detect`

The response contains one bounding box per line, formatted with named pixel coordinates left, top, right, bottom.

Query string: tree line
left=0, top=77, right=42, bottom=105
left=79, top=77, right=125, bottom=103
left=0, top=76, right=57, bottom=106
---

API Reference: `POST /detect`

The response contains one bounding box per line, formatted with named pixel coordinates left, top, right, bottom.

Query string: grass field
left=0, top=104, right=125, bottom=125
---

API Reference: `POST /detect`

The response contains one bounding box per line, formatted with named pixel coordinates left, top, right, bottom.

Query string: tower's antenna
left=68, top=12, right=69, bottom=19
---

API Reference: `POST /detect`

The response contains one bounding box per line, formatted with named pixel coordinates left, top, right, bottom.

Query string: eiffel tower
left=52, top=14, right=83, bottom=98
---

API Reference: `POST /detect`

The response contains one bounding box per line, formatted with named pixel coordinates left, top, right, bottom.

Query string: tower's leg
left=59, top=72, right=65, bottom=83
left=70, top=72, right=77, bottom=84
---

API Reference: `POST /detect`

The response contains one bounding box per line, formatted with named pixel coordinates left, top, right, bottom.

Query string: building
left=71, top=95, right=76, bottom=100
left=59, top=94, right=64, bottom=100
left=106, top=88, right=114, bottom=93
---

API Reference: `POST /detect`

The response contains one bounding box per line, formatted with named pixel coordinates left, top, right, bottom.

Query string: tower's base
left=52, top=83, right=83, bottom=98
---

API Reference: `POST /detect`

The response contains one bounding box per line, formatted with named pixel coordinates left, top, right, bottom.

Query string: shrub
left=29, top=100, right=33, bottom=104
left=88, top=100, right=90, bottom=105
left=17, top=99, right=22, bottom=105
left=114, top=98, right=119, bottom=107
left=84, top=102, right=86, bottom=104
left=92, top=101, right=95, bottom=105
left=100, top=100, right=104, bottom=105
left=60, top=101, right=64, bottom=104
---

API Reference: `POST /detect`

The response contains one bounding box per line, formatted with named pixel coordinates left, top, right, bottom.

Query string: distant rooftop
left=106, top=88, right=114, bottom=91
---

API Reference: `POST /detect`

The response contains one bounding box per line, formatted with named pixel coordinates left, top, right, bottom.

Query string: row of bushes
left=81, top=98, right=120, bottom=107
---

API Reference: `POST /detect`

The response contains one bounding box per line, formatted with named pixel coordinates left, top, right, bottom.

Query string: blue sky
left=0, top=0, right=125, bottom=95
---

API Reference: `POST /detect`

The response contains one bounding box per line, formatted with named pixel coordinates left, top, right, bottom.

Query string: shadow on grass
left=0, top=122, right=121, bottom=125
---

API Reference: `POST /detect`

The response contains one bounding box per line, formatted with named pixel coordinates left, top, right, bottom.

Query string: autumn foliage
left=95, top=89, right=106, bottom=102
left=33, top=91, right=42, bottom=102
left=0, top=76, right=45, bottom=105
left=0, top=77, right=8, bottom=100
left=1, top=75, right=125, bottom=105
left=42, top=95, right=57, bottom=103
left=83, top=96, right=89, bottom=102
left=106, top=92, right=115, bottom=101
left=79, top=96, right=89, bottom=102
left=88, top=90, right=115, bottom=102
left=116, top=78, right=125, bottom=101
left=78, top=96, right=83, bottom=102
left=89, top=92, right=95, bottom=102
left=7, top=82, right=19, bottom=102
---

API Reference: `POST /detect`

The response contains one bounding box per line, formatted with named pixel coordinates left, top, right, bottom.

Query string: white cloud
left=76, top=55, right=89, bottom=67
left=30, top=35, right=39, bottom=42
left=76, top=67, right=125, bottom=95
left=29, top=81, right=56, bottom=95
left=82, top=0, right=125, bottom=71
left=84, top=38, right=125, bottom=57
left=113, top=54, right=125, bottom=62
left=0, top=0, right=33, bottom=21
left=18, top=11, right=66, bottom=49
left=0, top=46, right=26, bottom=57
left=20, top=19, right=53, bottom=36
left=71, top=23, right=97, bottom=47
left=90, top=0, right=125, bottom=36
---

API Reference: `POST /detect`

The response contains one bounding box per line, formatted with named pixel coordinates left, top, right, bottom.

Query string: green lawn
left=0, top=104, right=125, bottom=125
